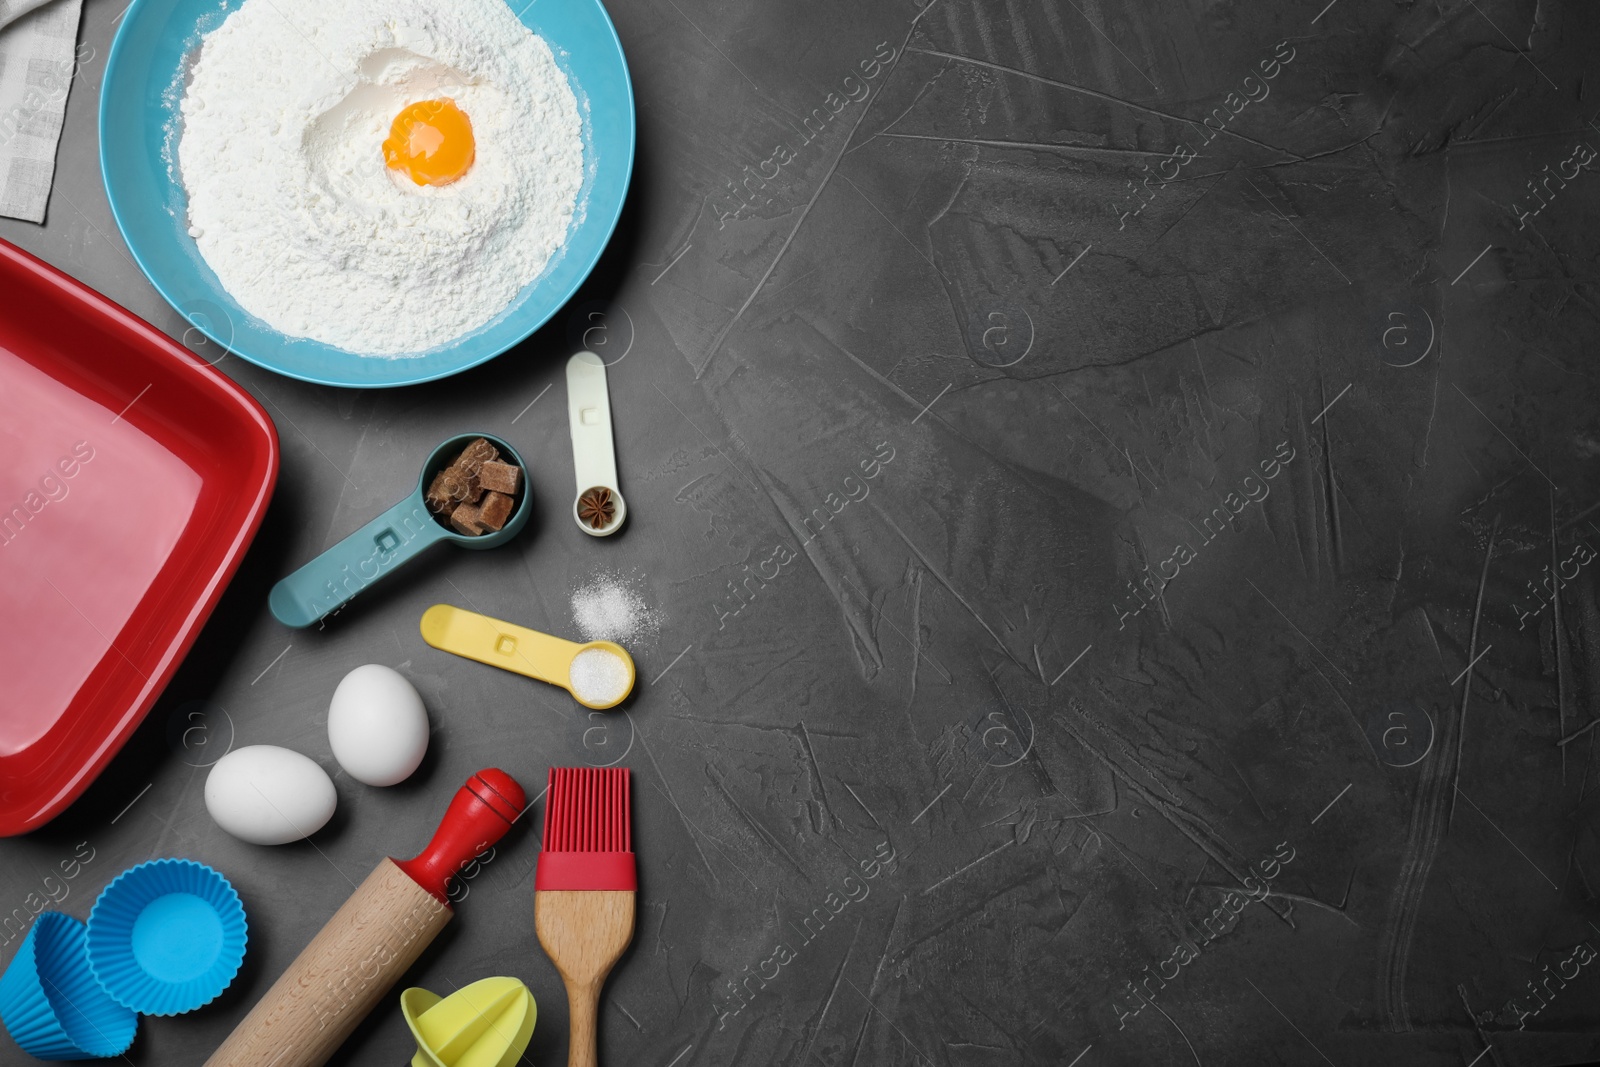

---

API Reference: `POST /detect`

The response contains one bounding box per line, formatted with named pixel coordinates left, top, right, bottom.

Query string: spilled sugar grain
left=571, top=573, right=660, bottom=645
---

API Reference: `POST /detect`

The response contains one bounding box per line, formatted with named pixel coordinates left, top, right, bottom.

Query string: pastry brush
left=535, top=767, right=635, bottom=1067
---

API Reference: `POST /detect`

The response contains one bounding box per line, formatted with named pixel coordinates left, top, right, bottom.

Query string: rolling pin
left=205, top=769, right=526, bottom=1067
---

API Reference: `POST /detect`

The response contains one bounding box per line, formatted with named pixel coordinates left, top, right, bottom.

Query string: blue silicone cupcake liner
left=85, top=859, right=247, bottom=1017
left=0, top=912, right=138, bottom=1060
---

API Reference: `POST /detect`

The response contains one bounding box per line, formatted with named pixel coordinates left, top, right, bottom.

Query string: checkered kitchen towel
left=0, top=0, right=84, bottom=223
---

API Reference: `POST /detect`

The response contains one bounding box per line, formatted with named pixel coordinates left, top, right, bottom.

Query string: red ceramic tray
left=0, top=238, right=278, bottom=835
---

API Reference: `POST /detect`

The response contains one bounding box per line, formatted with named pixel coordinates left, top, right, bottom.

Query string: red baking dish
left=0, top=238, right=278, bottom=835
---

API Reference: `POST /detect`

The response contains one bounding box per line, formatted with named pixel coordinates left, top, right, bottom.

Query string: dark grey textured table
left=5, top=0, right=1600, bottom=1063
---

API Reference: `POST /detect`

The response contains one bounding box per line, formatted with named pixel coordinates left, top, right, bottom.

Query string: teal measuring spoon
left=268, top=433, right=532, bottom=628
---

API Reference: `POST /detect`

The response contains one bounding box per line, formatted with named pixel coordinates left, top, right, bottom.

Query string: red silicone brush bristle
left=543, top=767, right=631, bottom=851
left=536, top=768, right=636, bottom=890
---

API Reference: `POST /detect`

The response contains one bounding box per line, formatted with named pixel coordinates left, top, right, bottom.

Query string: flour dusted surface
left=179, top=0, right=583, bottom=356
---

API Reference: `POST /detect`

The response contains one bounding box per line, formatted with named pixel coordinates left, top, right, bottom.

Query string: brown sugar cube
left=444, top=468, right=480, bottom=504
left=477, top=491, right=514, bottom=532
left=425, top=468, right=470, bottom=513
left=453, top=437, right=499, bottom=475
left=449, top=502, right=486, bottom=536
left=424, top=470, right=457, bottom=514
left=477, top=460, right=521, bottom=496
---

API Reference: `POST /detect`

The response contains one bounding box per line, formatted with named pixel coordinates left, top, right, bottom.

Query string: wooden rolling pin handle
left=204, top=770, right=526, bottom=1067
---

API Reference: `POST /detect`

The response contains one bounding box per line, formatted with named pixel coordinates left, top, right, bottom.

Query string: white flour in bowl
left=178, top=0, right=583, bottom=356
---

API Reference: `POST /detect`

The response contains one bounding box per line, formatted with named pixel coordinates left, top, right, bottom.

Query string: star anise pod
left=578, top=486, right=616, bottom=529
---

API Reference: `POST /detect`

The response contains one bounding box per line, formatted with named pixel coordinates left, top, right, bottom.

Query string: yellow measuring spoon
left=419, top=604, right=636, bottom=710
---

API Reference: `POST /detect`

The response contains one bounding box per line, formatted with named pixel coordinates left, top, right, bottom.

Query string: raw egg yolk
left=383, top=99, right=475, bottom=187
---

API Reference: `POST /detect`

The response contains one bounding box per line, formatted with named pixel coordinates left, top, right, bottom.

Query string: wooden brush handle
left=564, top=976, right=604, bottom=1067
left=536, top=890, right=636, bottom=1067
left=204, top=859, right=450, bottom=1067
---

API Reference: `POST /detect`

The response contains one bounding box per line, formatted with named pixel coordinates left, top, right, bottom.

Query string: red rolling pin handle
left=395, top=769, right=526, bottom=904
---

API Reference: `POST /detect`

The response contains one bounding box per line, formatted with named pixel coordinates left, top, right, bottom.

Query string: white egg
left=205, top=745, right=336, bottom=845
left=327, top=664, right=429, bottom=787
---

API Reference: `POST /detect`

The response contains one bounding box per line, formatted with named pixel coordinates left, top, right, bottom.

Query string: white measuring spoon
left=566, top=351, right=626, bottom=536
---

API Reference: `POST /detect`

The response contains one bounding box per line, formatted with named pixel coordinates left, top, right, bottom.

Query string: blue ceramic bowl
left=85, top=860, right=247, bottom=1017
left=0, top=913, right=138, bottom=1060
left=99, top=0, right=635, bottom=388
